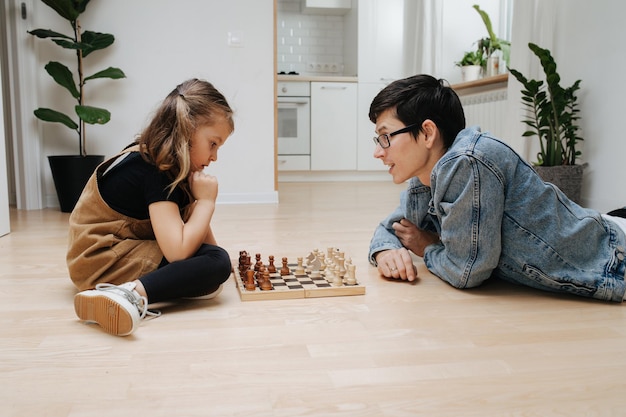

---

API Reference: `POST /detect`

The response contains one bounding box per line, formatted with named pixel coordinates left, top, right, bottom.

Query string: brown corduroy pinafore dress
left=67, top=146, right=182, bottom=291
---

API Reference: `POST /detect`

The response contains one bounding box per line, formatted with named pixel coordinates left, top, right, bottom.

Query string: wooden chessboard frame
left=231, top=252, right=366, bottom=301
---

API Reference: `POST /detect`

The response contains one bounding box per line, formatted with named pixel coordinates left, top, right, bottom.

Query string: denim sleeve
left=368, top=181, right=437, bottom=265
left=368, top=196, right=406, bottom=266
left=423, top=155, right=504, bottom=288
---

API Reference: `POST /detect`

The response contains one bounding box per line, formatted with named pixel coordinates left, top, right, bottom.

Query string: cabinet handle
left=278, top=101, right=308, bottom=107
left=320, top=86, right=347, bottom=90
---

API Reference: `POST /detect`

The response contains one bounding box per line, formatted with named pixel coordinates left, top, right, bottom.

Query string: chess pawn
left=280, top=257, right=290, bottom=276
left=295, top=257, right=305, bottom=275
left=267, top=255, right=276, bottom=273
left=260, top=270, right=273, bottom=291
left=332, top=268, right=343, bottom=287
left=254, top=253, right=262, bottom=271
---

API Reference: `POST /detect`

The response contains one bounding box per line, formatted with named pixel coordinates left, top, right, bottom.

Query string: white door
left=2, top=0, right=42, bottom=211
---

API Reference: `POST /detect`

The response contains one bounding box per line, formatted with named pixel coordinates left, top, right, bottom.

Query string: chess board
left=231, top=251, right=366, bottom=301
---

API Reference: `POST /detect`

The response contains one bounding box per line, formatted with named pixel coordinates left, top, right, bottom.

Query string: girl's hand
left=189, top=170, right=218, bottom=202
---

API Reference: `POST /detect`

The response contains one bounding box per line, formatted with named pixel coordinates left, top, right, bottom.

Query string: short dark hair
left=369, top=74, right=465, bottom=149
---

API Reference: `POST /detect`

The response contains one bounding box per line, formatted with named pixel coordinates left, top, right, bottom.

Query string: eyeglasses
left=372, top=124, right=418, bottom=149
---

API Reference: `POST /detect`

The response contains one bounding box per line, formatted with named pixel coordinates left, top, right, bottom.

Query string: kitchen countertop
left=277, top=74, right=358, bottom=83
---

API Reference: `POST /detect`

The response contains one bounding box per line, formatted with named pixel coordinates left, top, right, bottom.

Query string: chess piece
left=331, top=268, right=343, bottom=287
left=295, top=257, right=305, bottom=275
left=267, top=255, right=276, bottom=273
left=280, top=257, right=290, bottom=276
left=337, top=257, right=346, bottom=278
left=309, top=256, right=322, bottom=278
left=345, top=264, right=357, bottom=285
left=245, top=269, right=256, bottom=291
left=254, top=253, right=262, bottom=271
left=260, top=269, right=273, bottom=291
left=318, top=254, right=326, bottom=274
left=310, top=269, right=322, bottom=278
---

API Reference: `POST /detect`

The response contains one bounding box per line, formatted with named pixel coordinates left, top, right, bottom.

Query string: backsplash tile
left=277, top=2, right=345, bottom=75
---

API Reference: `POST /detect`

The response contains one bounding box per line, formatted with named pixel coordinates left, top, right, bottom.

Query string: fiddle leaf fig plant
left=509, top=43, right=583, bottom=166
left=28, top=0, right=125, bottom=157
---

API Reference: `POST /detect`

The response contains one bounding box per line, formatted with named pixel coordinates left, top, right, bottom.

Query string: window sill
left=452, top=73, right=508, bottom=95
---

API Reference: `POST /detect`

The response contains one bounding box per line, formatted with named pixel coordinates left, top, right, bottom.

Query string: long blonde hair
left=137, top=79, right=234, bottom=198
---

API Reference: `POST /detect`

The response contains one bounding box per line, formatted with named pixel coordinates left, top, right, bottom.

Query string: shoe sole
left=74, top=292, right=136, bottom=336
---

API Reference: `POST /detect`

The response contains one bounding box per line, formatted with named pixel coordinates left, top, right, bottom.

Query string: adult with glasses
left=367, top=74, right=626, bottom=302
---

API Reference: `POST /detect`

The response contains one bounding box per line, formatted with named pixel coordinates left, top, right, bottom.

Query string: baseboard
left=278, top=170, right=389, bottom=182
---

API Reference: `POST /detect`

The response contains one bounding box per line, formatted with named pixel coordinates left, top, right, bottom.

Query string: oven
left=277, top=81, right=310, bottom=170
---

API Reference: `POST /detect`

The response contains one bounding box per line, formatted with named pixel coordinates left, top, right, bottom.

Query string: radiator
left=460, top=89, right=508, bottom=139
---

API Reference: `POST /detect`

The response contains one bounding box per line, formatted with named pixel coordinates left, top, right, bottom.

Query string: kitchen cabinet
left=357, top=82, right=387, bottom=171
left=357, top=0, right=406, bottom=84
left=310, top=82, right=357, bottom=171
left=356, top=0, right=407, bottom=171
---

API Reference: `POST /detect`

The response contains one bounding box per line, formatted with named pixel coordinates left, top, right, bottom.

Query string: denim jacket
left=369, top=127, right=626, bottom=302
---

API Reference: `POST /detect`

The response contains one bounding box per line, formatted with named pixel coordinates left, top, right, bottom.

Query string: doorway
left=0, top=0, right=44, bottom=211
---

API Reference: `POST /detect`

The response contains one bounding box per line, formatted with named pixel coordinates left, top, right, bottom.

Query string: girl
left=68, top=79, right=234, bottom=336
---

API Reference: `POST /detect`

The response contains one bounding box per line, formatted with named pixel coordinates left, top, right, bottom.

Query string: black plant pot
left=48, top=155, right=104, bottom=213
left=534, top=164, right=587, bottom=205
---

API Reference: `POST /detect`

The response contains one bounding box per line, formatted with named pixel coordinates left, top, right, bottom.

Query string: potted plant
left=28, top=0, right=125, bottom=212
left=509, top=42, right=585, bottom=203
left=473, top=4, right=510, bottom=77
left=455, top=49, right=484, bottom=82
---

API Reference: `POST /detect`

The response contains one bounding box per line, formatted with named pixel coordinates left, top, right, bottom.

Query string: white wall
left=31, top=0, right=277, bottom=205
left=555, top=0, right=626, bottom=211
left=502, top=0, right=626, bottom=211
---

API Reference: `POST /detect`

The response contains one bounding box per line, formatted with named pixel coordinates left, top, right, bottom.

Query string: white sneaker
left=74, top=282, right=159, bottom=336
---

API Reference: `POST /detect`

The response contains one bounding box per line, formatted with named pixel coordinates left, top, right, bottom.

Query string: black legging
left=607, top=208, right=626, bottom=219
left=139, top=244, right=232, bottom=303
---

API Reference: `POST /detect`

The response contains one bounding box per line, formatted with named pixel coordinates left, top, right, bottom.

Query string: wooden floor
left=1, top=181, right=626, bottom=417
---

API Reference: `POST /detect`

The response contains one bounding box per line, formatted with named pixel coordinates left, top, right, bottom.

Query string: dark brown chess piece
left=280, top=257, right=290, bottom=276
left=245, top=269, right=256, bottom=291
left=267, top=255, right=276, bottom=273
left=260, top=269, right=273, bottom=291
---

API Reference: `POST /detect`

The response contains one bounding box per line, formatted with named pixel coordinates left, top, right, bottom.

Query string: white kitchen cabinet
left=357, top=82, right=387, bottom=171
left=356, top=0, right=407, bottom=172
left=357, top=0, right=406, bottom=84
left=310, top=82, right=357, bottom=171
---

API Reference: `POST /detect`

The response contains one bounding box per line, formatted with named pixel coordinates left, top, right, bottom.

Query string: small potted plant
left=509, top=42, right=585, bottom=203
left=455, top=49, right=484, bottom=82
left=28, top=0, right=126, bottom=212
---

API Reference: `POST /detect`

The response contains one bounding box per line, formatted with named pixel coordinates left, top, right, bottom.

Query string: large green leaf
left=27, top=28, right=72, bottom=40
left=44, top=61, right=79, bottom=99
left=80, top=31, right=115, bottom=57
left=41, top=0, right=90, bottom=22
left=76, top=105, right=110, bottom=125
left=49, top=32, right=115, bottom=57
left=34, top=108, right=78, bottom=130
left=84, top=67, right=126, bottom=82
